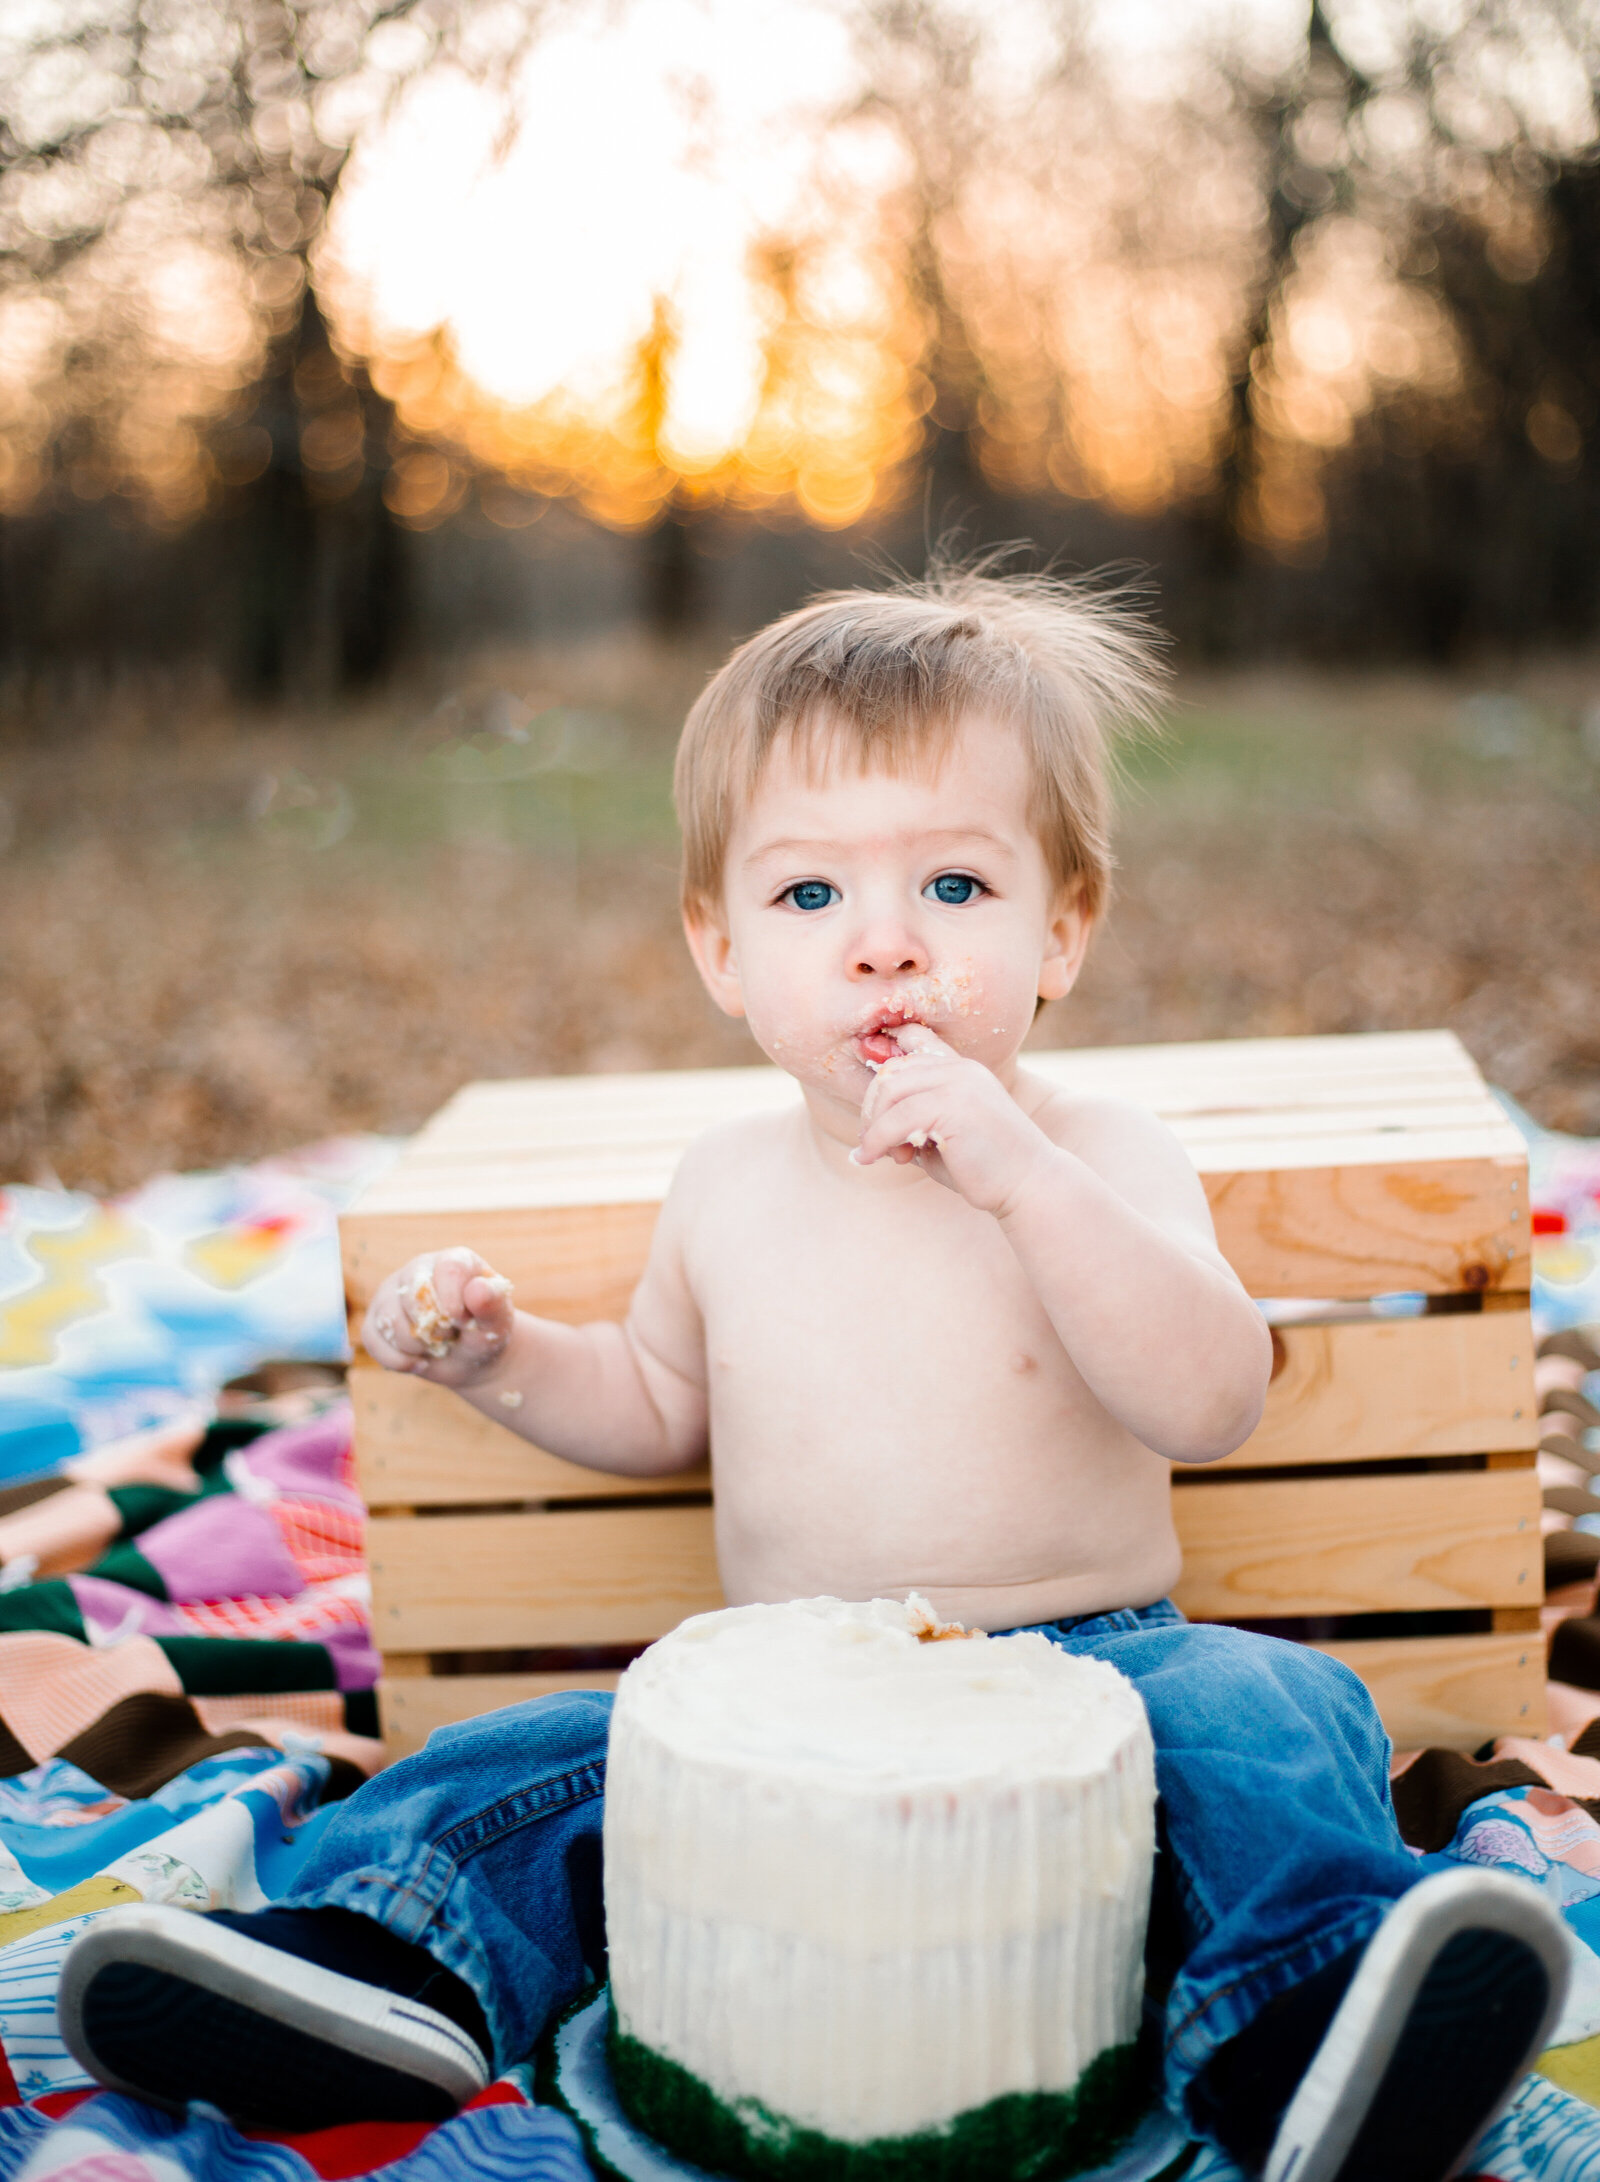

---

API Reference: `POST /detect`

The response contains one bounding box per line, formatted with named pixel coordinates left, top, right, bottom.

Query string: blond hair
left=674, top=564, right=1167, bottom=921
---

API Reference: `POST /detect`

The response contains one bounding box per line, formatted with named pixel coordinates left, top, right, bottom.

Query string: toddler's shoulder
left=667, top=1104, right=798, bottom=1203
left=1020, top=1077, right=1182, bottom=1161
left=1018, top=1076, right=1213, bottom=1228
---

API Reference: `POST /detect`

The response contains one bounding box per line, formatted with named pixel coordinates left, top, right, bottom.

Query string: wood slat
left=380, top=1671, right=622, bottom=1758
left=1308, top=1632, right=1545, bottom=1750
left=341, top=1034, right=1528, bottom=1308
left=351, top=1307, right=1536, bottom=1506
left=1199, top=1156, right=1524, bottom=1297
left=351, top=1366, right=711, bottom=1506
left=367, top=1505, right=725, bottom=1650
left=343, top=1176, right=1530, bottom=1322
left=343, top=1160, right=1527, bottom=1315
left=344, top=1200, right=659, bottom=1326
left=362, top=1034, right=1492, bottom=1184
left=368, top=1468, right=1538, bottom=1654
left=372, top=1632, right=1541, bottom=1759
left=352, top=1078, right=1519, bottom=1190
left=357, top=1093, right=1512, bottom=1171
left=1171, top=1468, right=1541, bottom=1620
left=1220, top=1308, right=1536, bottom=1468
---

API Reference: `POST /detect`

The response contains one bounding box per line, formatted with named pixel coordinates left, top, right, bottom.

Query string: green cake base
left=611, top=2005, right=1142, bottom=2182
left=538, top=1985, right=1189, bottom=2182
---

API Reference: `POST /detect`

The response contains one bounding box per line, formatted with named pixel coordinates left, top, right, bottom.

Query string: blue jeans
left=279, top=1605, right=1421, bottom=2132
left=1013, top=1602, right=1421, bottom=2115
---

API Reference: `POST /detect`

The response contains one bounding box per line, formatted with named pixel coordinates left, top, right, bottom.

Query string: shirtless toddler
left=62, top=572, right=1569, bottom=2182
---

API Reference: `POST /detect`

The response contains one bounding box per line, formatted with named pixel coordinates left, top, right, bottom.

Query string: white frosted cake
left=601, top=1595, right=1157, bottom=2181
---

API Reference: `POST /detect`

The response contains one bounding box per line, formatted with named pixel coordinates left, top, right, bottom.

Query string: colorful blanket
left=0, top=1404, right=379, bottom=1752
left=1512, top=1094, right=1600, bottom=1339
left=0, top=1140, right=396, bottom=1482
left=3, top=1748, right=1600, bottom=2182
left=4, top=1116, right=1600, bottom=2180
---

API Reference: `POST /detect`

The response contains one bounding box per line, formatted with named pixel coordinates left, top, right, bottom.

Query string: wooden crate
left=342, top=1029, right=1540, bottom=1757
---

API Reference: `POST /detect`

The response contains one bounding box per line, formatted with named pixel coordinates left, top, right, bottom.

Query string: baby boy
left=62, top=573, right=1567, bottom=2182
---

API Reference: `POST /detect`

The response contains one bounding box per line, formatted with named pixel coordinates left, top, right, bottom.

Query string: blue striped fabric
left=0, top=2090, right=593, bottom=2182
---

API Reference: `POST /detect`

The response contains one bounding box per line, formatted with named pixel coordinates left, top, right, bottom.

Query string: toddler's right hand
left=362, top=1248, right=516, bottom=1387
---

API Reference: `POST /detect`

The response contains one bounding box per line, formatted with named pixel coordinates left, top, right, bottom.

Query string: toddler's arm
left=361, top=1190, right=709, bottom=1478
left=855, top=1028, right=1271, bottom=1465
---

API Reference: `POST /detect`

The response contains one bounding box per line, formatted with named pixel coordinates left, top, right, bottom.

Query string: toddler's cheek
left=743, top=1009, right=838, bottom=1082
left=941, top=1002, right=1034, bottom=1069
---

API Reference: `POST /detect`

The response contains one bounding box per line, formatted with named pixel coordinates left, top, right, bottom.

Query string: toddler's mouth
left=852, top=1011, right=924, bottom=1067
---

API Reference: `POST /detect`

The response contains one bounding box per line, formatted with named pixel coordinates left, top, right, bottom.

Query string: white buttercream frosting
left=603, top=1595, right=1156, bottom=2144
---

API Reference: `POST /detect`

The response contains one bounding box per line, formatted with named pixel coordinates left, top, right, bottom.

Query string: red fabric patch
left=0, top=2042, right=20, bottom=2109
left=243, top=2082, right=527, bottom=2177
left=243, top=2119, right=436, bottom=2177
left=462, top=2083, right=527, bottom=2111
left=34, top=2091, right=98, bottom=2118
left=268, top=1501, right=366, bottom=1586
left=1534, top=1210, right=1568, bottom=1235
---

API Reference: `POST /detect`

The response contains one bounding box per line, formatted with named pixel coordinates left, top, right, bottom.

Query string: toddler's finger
left=362, top=1301, right=429, bottom=1373
left=887, top=1021, right=954, bottom=1060
left=461, top=1272, right=515, bottom=1346
left=856, top=1096, right=945, bottom=1167
left=399, top=1247, right=498, bottom=1357
left=425, top=1247, right=491, bottom=1326
left=463, top=1270, right=514, bottom=1316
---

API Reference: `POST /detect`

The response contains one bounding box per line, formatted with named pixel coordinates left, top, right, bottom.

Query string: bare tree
left=0, top=0, right=550, bottom=692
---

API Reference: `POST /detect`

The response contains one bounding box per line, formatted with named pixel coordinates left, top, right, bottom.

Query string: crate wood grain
left=366, top=1468, right=1538, bottom=1654
left=367, top=1505, right=723, bottom=1651
left=352, top=1367, right=711, bottom=1506
left=372, top=1627, right=1545, bottom=1759
left=1169, top=1467, right=1541, bottom=1620
left=1308, top=1632, right=1546, bottom=1750
left=379, top=1671, right=624, bottom=1758
left=1221, top=1309, right=1535, bottom=1469
left=353, top=1310, right=1537, bottom=1511
left=341, top=1031, right=1528, bottom=1312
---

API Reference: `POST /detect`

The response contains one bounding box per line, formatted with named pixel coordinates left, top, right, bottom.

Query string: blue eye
left=785, top=880, right=838, bottom=912
left=926, top=873, right=981, bottom=905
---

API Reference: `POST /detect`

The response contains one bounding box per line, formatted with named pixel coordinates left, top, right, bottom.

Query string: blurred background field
left=4, top=649, right=1598, bottom=1193
left=2, top=0, right=1599, bottom=1185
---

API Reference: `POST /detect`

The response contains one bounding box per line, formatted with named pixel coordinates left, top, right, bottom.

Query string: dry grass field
left=4, top=643, right=1599, bottom=1193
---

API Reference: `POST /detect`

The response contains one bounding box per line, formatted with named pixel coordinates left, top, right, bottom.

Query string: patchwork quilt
left=4, top=1124, right=1600, bottom=2181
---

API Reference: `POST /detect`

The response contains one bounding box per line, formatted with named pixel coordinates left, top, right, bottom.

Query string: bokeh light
left=318, top=0, right=922, bottom=528
left=1, top=0, right=1595, bottom=544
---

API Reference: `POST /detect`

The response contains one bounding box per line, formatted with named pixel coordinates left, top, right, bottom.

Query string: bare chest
left=686, top=1167, right=1077, bottom=1417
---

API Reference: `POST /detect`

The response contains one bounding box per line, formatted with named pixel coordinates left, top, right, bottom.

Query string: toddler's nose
left=848, top=921, right=928, bottom=981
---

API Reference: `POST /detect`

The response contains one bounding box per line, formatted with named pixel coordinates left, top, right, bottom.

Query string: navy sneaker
left=1263, top=1867, right=1570, bottom=2182
left=59, top=1903, right=491, bottom=2131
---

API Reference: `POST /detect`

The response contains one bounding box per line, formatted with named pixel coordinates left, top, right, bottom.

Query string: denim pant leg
left=277, top=1690, right=614, bottom=2071
left=1022, top=1606, right=1421, bottom=2127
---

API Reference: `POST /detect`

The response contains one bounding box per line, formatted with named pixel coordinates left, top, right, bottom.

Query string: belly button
left=1011, top=1352, right=1037, bottom=1375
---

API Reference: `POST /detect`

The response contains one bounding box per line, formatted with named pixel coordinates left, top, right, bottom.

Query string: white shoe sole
left=1263, top=1867, right=1570, bottom=2182
left=59, top=1903, right=490, bottom=2124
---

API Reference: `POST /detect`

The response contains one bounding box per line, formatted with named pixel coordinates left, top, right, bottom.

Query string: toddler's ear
left=1038, top=889, right=1094, bottom=1005
left=683, top=908, right=746, bottom=1019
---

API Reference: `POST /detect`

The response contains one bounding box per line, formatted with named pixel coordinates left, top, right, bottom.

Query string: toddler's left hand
left=854, top=1024, right=1055, bottom=1217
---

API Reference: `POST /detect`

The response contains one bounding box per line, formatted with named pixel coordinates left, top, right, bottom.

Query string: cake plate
left=542, top=1988, right=1194, bottom=2182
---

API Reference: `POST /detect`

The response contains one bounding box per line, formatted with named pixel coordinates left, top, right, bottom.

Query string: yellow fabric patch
left=184, top=1221, right=293, bottom=1290
left=0, top=1874, right=142, bottom=1948
left=0, top=1211, right=143, bottom=1367
left=1539, top=2037, right=1600, bottom=2109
